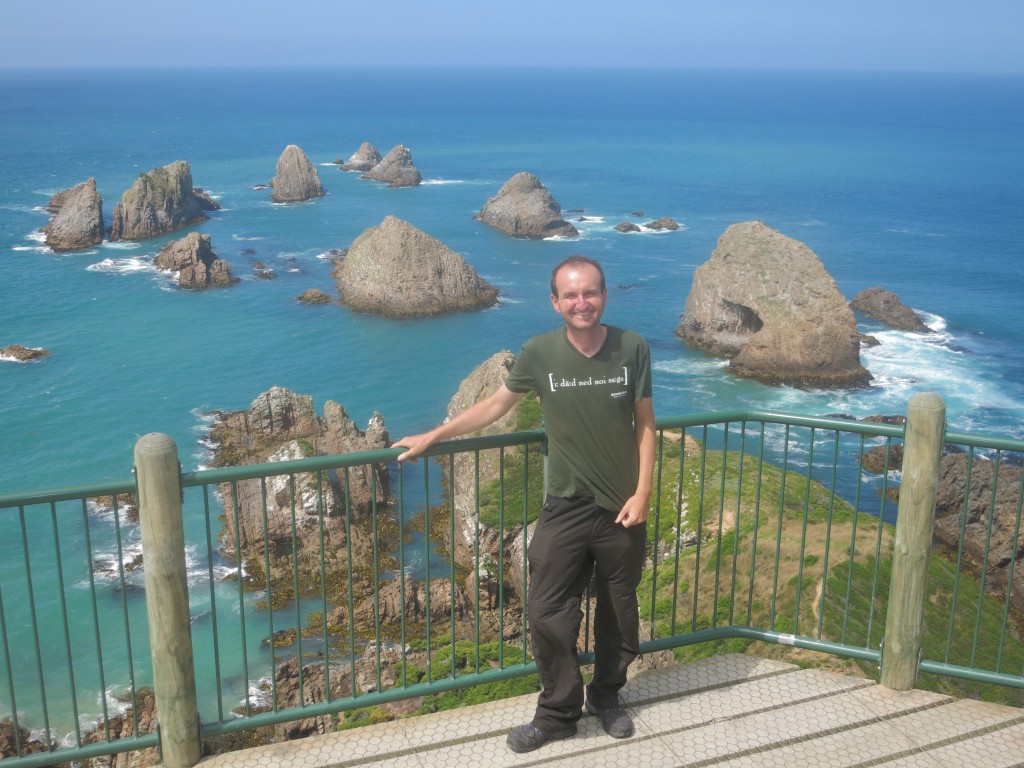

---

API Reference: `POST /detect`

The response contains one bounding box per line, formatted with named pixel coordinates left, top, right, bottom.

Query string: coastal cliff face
left=340, top=141, right=382, bottom=171
left=850, top=286, right=931, bottom=332
left=475, top=171, right=579, bottom=239
left=361, top=144, right=421, bottom=187
left=332, top=215, right=499, bottom=316
left=44, top=178, right=104, bottom=251
left=270, top=144, right=325, bottom=203
left=109, top=161, right=209, bottom=241
left=153, top=232, right=237, bottom=289
left=209, top=386, right=389, bottom=595
left=677, top=221, right=871, bottom=388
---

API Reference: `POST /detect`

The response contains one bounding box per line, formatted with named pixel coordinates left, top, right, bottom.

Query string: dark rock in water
left=110, top=160, right=209, bottom=241
left=296, top=288, right=332, bottom=304
left=616, top=221, right=641, bottom=233
left=271, top=144, right=325, bottom=203
left=850, top=286, right=931, bottom=333
left=340, top=141, right=383, bottom=171
left=333, top=215, right=498, bottom=316
left=192, top=187, right=222, bottom=211
left=475, top=171, right=578, bottom=239
left=677, top=221, right=871, bottom=388
left=630, top=210, right=645, bottom=217
left=362, top=144, right=421, bottom=187
left=645, top=216, right=681, bottom=230
left=154, top=232, right=238, bottom=289
left=44, top=178, right=104, bottom=251
left=1, top=344, right=50, bottom=362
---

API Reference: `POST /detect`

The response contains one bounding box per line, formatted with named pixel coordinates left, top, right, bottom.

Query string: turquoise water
left=1, top=66, right=1023, bottom=740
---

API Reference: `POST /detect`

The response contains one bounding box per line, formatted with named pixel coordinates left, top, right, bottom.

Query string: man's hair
left=550, top=255, right=606, bottom=297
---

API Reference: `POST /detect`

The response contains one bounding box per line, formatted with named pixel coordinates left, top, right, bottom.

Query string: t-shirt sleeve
left=635, top=335, right=653, bottom=402
left=504, top=343, right=537, bottom=394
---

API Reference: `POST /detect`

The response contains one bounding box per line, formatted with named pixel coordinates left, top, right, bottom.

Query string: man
left=395, top=255, right=655, bottom=753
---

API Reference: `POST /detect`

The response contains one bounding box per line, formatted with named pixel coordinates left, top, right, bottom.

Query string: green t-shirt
left=504, top=325, right=653, bottom=511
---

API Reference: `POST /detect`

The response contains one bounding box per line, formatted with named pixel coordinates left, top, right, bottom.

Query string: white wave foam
left=26, top=230, right=47, bottom=244
left=86, top=256, right=154, bottom=274
left=232, top=234, right=266, bottom=241
left=421, top=178, right=465, bottom=185
left=101, top=240, right=143, bottom=250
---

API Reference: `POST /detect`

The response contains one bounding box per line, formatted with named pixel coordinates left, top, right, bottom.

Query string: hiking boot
left=585, top=700, right=635, bottom=739
left=506, top=722, right=577, bottom=753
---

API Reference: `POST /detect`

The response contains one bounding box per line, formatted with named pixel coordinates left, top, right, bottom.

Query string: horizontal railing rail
left=0, top=400, right=1021, bottom=768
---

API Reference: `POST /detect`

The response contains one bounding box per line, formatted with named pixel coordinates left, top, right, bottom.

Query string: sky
left=2, top=0, right=1023, bottom=74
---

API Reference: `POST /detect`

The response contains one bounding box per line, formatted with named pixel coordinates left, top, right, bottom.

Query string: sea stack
left=109, top=161, right=209, bottom=241
left=44, top=178, right=104, bottom=251
left=153, top=232, right=238, bottom=289
left=850, top=286, right=931, bottom=332
left=677, top=221, right=871, bottom=388
left=332, top=215, right=498, bottom=316
left=362, top=144, right=422, bottom=187
left=271, top=145, right=325, bottom=203
left=340, top=141, right=383, bottom=172
left=475, top=172, right=578, bottom=239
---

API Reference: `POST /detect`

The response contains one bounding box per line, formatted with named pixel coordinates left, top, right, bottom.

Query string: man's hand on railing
left=393, top=432, right=437, bottom=463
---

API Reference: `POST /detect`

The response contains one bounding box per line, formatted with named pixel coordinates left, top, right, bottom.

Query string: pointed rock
left=850, top=286, right=930, bottom=332
left=475, top=172, right=578, bottom=239
left=109, top=161, right=209, bottom=241
left=271, top=144, right=325, bottom=203
left=362, top=144, right=421, bottom=187
left=44, top=178, right=104, bottom=251
left=340, top=141, right=383, bottom=172
left=333, top=215, right=498, bottom=316
left=677, top=221, right=871, bottom=388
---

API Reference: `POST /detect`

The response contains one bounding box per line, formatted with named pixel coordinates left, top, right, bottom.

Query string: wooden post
left=135, top=433, right=201, bottom=768
left=881, top=393, right=945, bottom=690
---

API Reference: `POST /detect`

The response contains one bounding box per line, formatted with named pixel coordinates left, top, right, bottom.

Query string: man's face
left=550, top=263, right=607, bottom=332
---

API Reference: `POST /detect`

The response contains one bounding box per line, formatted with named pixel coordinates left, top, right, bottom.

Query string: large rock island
left=332, top=215, right=499, bottom=316
left=361, top=144, right=421, bottom=187
left=109, top=161, right=210, bottom=241
left=677, top=221, right=871, bottom=388
left=271, top=144, right=325, bottom=203
left=44, top=178, right=104, bottom=251
left=475, top=172, right=578, bottom=239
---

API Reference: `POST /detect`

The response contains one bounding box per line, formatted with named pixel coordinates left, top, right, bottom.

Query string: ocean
left=1, top=66, right=1023, bottom=738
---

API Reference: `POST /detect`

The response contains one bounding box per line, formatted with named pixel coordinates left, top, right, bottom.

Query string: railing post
left=881, top=393, right=945, bottom=690
left=135, top=433, right=201, bottom=768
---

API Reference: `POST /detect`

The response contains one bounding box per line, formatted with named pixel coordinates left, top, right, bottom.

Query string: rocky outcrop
left=677, top=221, right=871, bottom=388
left=295, top=288, right=332, bottom=304
left=208, top=387, right=389, bottom=595
left=153, top=232, right=237, bottom=289
left=44, top=178, right=104, bottom=251
left=850, top=286, right=931, bottom=332
left=934, top=453, right=1024, bottom=613
left=361, top=144, right=421, bottom=187
left=475, top=172, right=578, bottom=239
left=340, top=141, right=382, bottom=171
left=332, top=215, right=499, bottom=316
left=270, top=145, right=325, bottom=203
left=1, top=345, right=50, bottom=362
left=0, top=720, right=53, bottom=760
left=109, top=161, right=209, bottom=241
left=645, top=216, right=681, bottom=230
left=616, top=222, right=641, bottom=233
left=192, top=187, right=221, bottom=211
left=82, top=688, right=158, bottom=768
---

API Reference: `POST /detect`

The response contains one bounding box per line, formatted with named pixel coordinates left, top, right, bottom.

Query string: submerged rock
left=340, top=141, right=383, bottom=171
left=361, top=144, right=421, bottom=187
left=475, top=172, right=578, bottom=239
left=850, top=286, right=931, bottom=332
left=153, top=232, right=237, bottom=289
left=333, top=215, right=498, bottom=316
left=677, top=221, right=870, bottom=388
left=44, top=178, right=104, bottom=251
left=270, top=144, right=325, bottom=203
left=109, top=161, right=209, bottom=241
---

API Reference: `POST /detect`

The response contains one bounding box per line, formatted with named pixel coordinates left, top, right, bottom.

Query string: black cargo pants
left=526, top=494, right=647, bottom=731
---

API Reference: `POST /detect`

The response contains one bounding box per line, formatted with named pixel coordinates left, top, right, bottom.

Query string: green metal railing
left=1, top=397, right=1022, bottom=767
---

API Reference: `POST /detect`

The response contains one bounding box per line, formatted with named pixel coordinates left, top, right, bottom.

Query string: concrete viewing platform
left=198, top=654, right=1024, bottom=768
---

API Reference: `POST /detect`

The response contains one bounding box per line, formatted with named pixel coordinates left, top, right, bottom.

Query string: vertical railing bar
left=969, top=452, right=1001, bottom=668
left=371, top=469, right=382, bottom=692
left=729, top=422, right=746, bottom=625
left=769, top=426, right=791, bottom=629
left=866, top=438, right=891, bottom=650
left=792, top=427, right=815, bottom=635
left=842, top=434, right=866, bottom=646
left=423, top=459, right=432, bottom=683
left=110, top=492, right=140, bottom=735
left=50, top=501, right=83, bottom=746
left=712, top=423, right=729, bottom=627
left=692, top=426, right=709, bottom=631
left=669, top=427, right=687, bottom=636
left=342, top=468, right=357, bottom=702
left=649, top=429, right=665, bottom=641
left=945, top=447, right=973, bottom=664
left=0, top=565, right=23, bottom=756
left=19, top=506, right=52, bottom=747
left=397, top=465, right=408, bottom=688
left=448, top=452, right=457, bottom=680
left=496, top=448, right=506, bottom=670
left=259, top=477, right=276, bottom=712
left=745, top=422, right=767, bottom=627
left=314, top=470, right=330, bottom=700
left=288, top=474, right=305, bottom=710
left=473, top=450, right=482, bottom=675
left=520, top=445, right=530, bottom=665
left=200, top=484, right=225, bottom=724
left=995, top=461, right=1023, bottom=672
left=80, top=498, right=111, bottom=740
left=817, top=431, right=841, bottom=640
left=229, top=479, right=252, bottom=716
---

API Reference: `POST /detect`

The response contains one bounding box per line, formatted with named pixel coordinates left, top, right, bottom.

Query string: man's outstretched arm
left=393, top=383, right=526, bottom=462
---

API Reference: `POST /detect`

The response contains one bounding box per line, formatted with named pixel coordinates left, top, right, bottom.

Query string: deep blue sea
left=1, top=67, right=1023, bottom=739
